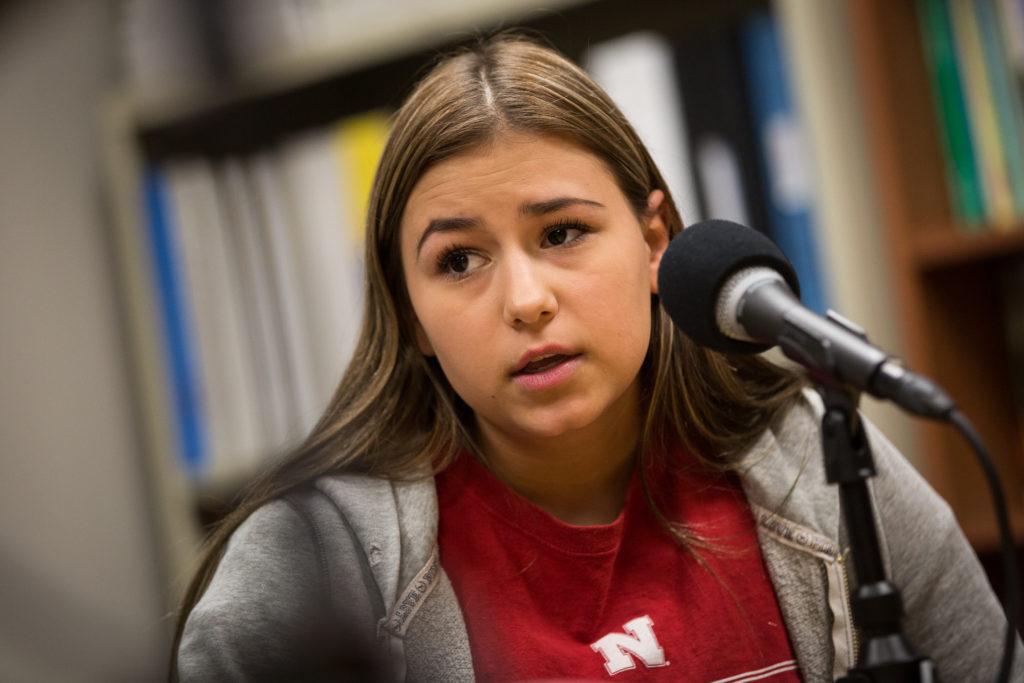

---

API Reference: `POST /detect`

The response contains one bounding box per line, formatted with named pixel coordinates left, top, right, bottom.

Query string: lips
left=512, top=344, right=581, bottom=376
left=517, top=353, right=580, bottom=375
left=511, top=353, right=583, bottom=391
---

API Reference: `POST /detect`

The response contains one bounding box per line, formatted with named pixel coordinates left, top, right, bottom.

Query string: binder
left=673, top=25, right=771, bottom=235
left=142, top=168, right=208, bottom=477
left=740, top=12, right=830, bottom=314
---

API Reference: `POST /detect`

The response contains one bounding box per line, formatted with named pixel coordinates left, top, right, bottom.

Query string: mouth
left=513, top=352, right=583, bottom=376
left=512, top=344, right=583, bottom=376
left=511, top=352, right=583, bottom=391
left=510, top=345, right=584, bottom=391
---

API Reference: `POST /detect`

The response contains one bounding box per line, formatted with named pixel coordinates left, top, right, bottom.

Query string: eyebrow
left=415, top=196, right=605, bottom=259
left=415, top=216, right=481, bottom=260
left=519, top=196, right=605, bottom=217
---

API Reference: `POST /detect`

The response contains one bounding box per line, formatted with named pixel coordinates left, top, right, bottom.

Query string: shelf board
left=960, top=504, right=1024, bottom=553
left=912, top=226, right=1024, bottom=272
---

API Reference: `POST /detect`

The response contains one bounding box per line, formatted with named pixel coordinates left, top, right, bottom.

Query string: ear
left=643, top=190, right=671, bottom=294
left=413, top=317, right=436, bottom=357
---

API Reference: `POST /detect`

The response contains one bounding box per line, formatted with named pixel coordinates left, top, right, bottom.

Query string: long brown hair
left=170, top=32, right=802, bottom=669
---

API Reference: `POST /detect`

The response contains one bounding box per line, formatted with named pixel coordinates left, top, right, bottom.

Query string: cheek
left=579, top=249, right=654, bottom=359
left=411, top=291, right=499, bottom=393
left=434, top=343, right=494, bottom=394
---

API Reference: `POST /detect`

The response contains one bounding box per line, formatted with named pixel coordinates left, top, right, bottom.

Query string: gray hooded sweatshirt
left=178, top=390, right=1023, bottom=681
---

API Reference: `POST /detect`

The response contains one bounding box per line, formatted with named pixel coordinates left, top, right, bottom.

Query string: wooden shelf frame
left=913, top=226, right=1024, bottom=272
left=848, top=0, right=1024, bottom=550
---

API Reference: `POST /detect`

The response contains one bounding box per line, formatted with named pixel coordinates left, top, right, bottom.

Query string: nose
left=501, top=255, right=558, bottom=328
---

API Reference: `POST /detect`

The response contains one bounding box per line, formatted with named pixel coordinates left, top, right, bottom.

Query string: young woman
left=174, top=35, right=1017, bottom=682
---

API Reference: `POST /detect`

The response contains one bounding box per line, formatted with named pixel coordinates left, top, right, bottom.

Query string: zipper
left=751, top=504, right=861, bottom=673
left=838, top=551, right=860, bottom=666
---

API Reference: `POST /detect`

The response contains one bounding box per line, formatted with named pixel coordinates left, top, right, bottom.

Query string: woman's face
left=399, top=132, right=669, bottom=444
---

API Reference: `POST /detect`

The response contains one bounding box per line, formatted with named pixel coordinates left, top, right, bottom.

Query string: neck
left=475, top=384, right=642, bottom=526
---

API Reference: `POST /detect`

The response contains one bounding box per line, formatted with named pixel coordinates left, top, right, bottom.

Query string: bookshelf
left=848, top=0, right=1024, bottom=550
left=104, top=0, right=1024, bottom=607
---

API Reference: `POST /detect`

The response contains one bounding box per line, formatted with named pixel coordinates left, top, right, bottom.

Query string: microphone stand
left=816, top=382, right=937, bottom=682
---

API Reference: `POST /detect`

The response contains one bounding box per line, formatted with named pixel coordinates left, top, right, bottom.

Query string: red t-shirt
left=436, top=449, right=801, bottom=682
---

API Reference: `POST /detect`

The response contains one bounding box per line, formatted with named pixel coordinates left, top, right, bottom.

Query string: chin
left=513, top=404, right=602, bottom=440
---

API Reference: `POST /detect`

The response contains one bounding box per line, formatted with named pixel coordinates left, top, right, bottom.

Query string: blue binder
left=740, top=12, right=830, bottom=314
left=143, top=168, right=207, bottom=477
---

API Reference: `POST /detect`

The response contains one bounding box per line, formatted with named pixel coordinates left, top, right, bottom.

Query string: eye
left=543, top=220, right=591, bottom=248
left=436, top=247, right=487, bottom=280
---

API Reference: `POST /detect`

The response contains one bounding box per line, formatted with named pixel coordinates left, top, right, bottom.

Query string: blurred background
left=2, top=0, right=1023, bottom=679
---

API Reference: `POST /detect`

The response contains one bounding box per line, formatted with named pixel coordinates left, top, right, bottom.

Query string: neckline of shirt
left=437, top=451, right=642, bottom=556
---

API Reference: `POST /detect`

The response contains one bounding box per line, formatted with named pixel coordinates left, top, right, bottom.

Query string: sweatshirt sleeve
left=176, top=496, right=384, bottom=681
left=865, top=419, right=1024, bottom=681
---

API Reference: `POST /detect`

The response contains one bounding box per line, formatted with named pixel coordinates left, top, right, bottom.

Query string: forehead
left=402, top=132, right=624, bottom=222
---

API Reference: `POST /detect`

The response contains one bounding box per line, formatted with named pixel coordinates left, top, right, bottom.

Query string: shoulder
left=752, top=388, right=1020, bottom=679
left=738, top=387, right=955, bottom=545
left=736, top=387, right=840, bottom=539
left=751, top=385, right=971, bottom=563
left=177, top=482, right=392, bottom=681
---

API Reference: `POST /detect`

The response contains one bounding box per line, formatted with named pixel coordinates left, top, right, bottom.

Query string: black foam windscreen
left=656, top=219, right=801, bottom=354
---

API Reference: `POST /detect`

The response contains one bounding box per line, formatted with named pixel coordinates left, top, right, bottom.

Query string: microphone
left=657, top=219, right=954, bottom=420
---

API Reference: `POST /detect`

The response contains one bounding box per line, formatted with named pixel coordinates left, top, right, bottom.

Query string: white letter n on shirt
left=590, top=615, right=669, bottom=675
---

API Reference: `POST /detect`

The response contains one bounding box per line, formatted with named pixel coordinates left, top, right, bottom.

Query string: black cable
left=948, top=409, right=1019, bottom=683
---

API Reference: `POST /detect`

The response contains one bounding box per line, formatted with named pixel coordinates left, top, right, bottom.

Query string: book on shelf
left=950, top=0, right=1016, bottom=229
left=1002, top=0, right=1024, bottom=92
left=672, top=22, right=771, bottom=238
left=739, top=11, right=830, bottom=315
left=918, top=0, right=987, bottom=227
left=220, top=158, right=293, bottom=452
left=166, top=159, right=263, bottom=484
left=248, top=151, right=321, bottom=438
left=140, top=112, right=390, bottom=486
left=978, top=0, right=1024, bottom=220
left=584, top=22, right=830, bottom=314
left=584, top=32, right=703, bottom=227
left=277, top=126, right=365, bottom=417
left=142, top=168, right=208, bottom=478
left=334, top=112, right=392, bottom=246
left=918, top=0, right=1024, bottom=230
